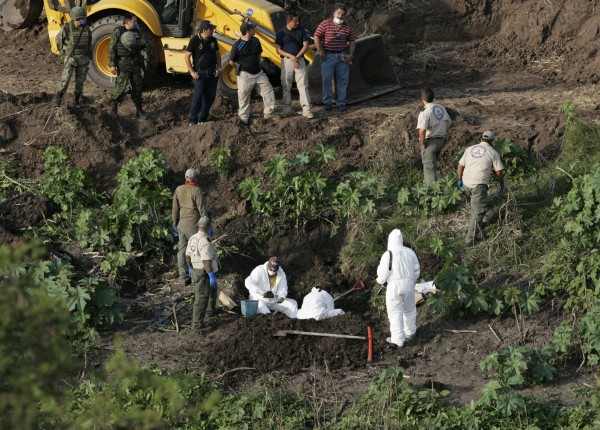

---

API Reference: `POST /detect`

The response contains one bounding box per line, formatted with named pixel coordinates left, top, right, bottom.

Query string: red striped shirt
left=314, top=19, right=356, bottom=52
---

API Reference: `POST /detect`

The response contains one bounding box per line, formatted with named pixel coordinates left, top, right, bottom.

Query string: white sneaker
left=303, top=111, right=315, bottom=119
left=263, top=113, right=280, bottom=120
left=386, top=337, right=403, bottom=348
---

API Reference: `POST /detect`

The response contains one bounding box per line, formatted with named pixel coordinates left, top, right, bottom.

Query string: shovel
left=333, top=279, right=367, bottom=302
left=273, top=330, right=366, bottom=340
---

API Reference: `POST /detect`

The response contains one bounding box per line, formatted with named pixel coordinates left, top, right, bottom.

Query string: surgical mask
left=268, top=270, right=277, bottom=276
left=132, top=22, right=138, bottom=30
left=80, top=18, right=87, bottom=26
left=333, top=17, right=344, bottom=24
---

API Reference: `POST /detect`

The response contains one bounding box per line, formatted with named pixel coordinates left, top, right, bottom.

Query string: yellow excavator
left=0, top=0, right=399, bottom=104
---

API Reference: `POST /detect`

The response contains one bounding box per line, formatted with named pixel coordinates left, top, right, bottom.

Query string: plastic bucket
left=240, top=300, right=258, bottom=317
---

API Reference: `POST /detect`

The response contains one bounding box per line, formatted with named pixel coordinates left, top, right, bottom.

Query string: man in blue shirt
left=275, top=12, right=314, bottom=119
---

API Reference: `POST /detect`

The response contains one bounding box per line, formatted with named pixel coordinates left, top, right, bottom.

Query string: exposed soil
left=2, top=0, right=598, bottom=409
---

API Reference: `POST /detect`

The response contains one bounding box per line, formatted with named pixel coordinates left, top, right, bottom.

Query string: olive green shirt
left=172, top=184, right=207, bottom=229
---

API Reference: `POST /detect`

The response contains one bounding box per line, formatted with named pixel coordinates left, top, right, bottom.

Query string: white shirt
left=458, top=141, right=504, bottom=188
left=416, top=102, right=451, bottom=139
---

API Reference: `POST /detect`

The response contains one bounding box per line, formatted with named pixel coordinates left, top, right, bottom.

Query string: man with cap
left=245, top=257, right=298, bottom=318
left=229, top=21, right=276, bottom=124
left=172, top=168, right=207, bottom=287
left=314, top=4, right=356, bottom=111
left=185, top=20, right=221, bottom=126
left=274, top=12, right=314, bottom=119
left=417, top=87, right=452, bottom=184
left=457, top=130, right=505, bottom=246
left=185, top=216, right=219, bottom=332
left=108, top=13, right=147, bottom=119
left=54, top=6, right=92, bottom=109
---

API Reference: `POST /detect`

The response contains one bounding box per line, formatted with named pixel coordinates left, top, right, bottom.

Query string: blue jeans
left=189, top=70, right=218, bottom=124
left=321, top=52, right=350, bottom=106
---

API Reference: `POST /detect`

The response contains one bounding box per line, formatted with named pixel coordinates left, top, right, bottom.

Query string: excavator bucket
left=0, top=0, right=43, bottom=31
left=307, top=34, right=400, bottom=105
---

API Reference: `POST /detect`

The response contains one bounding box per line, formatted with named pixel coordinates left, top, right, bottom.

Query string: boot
left=69, top=93, right=81, bottom=109
left=110, top=102, right=118, bottom=119
left=53, top=92, right=64, bottom=107
left=135, top=103, right=147, bottom=119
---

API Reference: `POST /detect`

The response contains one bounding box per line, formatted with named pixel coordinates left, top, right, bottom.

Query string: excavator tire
left=0, top=0, right=43, bottom=31
left=88, top=15, right=158, bottom=91
left=218, top=52, right=238, bottom=103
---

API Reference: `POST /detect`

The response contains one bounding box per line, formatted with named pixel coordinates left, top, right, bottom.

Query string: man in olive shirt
left=172, top=168, right=207, bottom=286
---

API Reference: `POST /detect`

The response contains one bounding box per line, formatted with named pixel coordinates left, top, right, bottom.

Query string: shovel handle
left=283, top=330, right=366, bottom=340
left=333, top=279, right=367, bottom=302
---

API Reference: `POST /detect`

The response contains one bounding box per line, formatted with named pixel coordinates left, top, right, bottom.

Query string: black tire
left=218, top=52, right=238, bottom=103
left=88, top=15, right=158, bottom=91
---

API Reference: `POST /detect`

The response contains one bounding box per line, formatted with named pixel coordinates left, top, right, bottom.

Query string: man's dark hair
left=286, top=12, right=298, bottom=23
left=421, top=88, right=434, bottom=103
left=123, top=13, right=136, bottom=23
left=334, top=3, right=348, bottom=13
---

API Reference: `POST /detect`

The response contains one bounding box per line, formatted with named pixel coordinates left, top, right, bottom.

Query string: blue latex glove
left=458, top=179, right=463, bottom=189
left=209, top=227, right=214, bottom=238
left=172, top=225, right=178, bottom=233
left=208, top=272, right=217, bottom=289
left=188, top=265, right=193, bottom=280
left=498, top=183, right=505, bottom=193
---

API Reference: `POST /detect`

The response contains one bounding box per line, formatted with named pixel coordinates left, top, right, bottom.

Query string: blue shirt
left=275, top=26, right=309, bottom=57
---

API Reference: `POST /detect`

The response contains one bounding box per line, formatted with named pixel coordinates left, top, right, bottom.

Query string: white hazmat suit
left=245, top=262, right=298, bottom=318
left=376, top=229, right=420, bottom=347
left=297, top=287, right=345, bottom=321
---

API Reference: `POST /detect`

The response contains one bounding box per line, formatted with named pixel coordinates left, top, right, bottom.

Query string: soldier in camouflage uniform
left=54, top=7, right=92, bottom=109
left=108, top=13, right=147, bottom=118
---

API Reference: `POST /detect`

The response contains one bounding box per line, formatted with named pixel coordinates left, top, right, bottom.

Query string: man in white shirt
left=457, top=131, right=505, bottom=246
left=416, top=88, right=452, bottom=184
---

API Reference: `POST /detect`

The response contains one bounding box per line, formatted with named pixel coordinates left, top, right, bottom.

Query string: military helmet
left=70, top=6, right=87, bottom=20
left=120, top=31, right=138, bottom=50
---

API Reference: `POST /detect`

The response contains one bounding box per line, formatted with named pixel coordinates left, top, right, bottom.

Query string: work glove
left=188, top=265, right=193, bottom=280
left=277, top=297, right=284, bottom=304
left=263, top=291, right=274, bottom=299
left=458, top=179, right=463, bottom=189
left=498, top=183, right=505, bottom=193
left=209, top=227, right=214, bottom=238
left=207, top=272, right=217, bottom=289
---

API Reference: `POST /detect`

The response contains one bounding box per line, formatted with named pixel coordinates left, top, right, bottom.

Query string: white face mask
left=333, top=17, right=344, bottom=24
left=268, top=270, right=277, bottom=276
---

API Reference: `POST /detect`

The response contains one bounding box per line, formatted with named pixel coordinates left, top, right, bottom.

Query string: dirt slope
left=2, top=0, right=599, bottom=407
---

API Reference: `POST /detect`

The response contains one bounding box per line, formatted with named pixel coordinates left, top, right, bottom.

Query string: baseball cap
left=267, top=256, right=279, bottom=271
left=240, top=21, right=256, bottom=35
left=197, top=20, right=216, bottom=32
left=185, top=168, right=201, bottom=180
left=482, top=130, right=495, bottom=140
left=198, top=216, right=212, bottom=228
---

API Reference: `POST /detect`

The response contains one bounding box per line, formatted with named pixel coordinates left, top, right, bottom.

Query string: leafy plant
left=397, top=174, right=462, bottom=215
left=211, top=147, right=234, bottom=179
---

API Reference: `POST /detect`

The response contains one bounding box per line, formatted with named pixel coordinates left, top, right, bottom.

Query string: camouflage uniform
left=108, top=26, right=144, bottom=113
left=55, top=21, right=92, bottom=103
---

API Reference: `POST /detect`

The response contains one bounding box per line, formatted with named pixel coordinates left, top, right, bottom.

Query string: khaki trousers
left=281, top=57, right=311, bottom=114
left=237, top=70, right=275, bottom=121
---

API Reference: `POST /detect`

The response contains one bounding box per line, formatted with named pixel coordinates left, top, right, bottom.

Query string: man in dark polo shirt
left=275, top=12, right=314, bottom=119
left=229, top=21, right=276, bottom=124
left=185, top=20, right=222, bottom=126
left=314, top=4, right=356, bottom=111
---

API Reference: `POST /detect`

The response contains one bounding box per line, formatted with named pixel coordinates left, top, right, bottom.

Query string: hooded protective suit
left=245, top=262, right=298, bottom=318
left=376, top=229, right=420, bottom=347
left=297, top=287, right=345, bottom=321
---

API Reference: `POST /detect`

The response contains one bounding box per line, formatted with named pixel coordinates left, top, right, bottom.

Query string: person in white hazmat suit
left=297, top=287, right=345, bottom=320
left=376, top=229, right=421, bottom=348
left=245, top=256, right=298, bottom=318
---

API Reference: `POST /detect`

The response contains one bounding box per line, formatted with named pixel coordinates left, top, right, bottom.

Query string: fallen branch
left=488, top=324, right=501, bottom=343
left=555, top=166, right=574, bottom=181
left=172, top=304, right=179, bottom=333
left=0, top=104, right=45, bottom=120
left=217, top=367, right=256, bottom=379
left=444, top=329, right=477, bottom=333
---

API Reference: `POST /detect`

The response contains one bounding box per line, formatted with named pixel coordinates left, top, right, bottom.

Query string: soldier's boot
left=135, top=103, right=147, bottom=119
left=110, top=102, right=118, bottom=119
left=69, top=93, right=81, bottom=109
left=53, top=92, right=64, bottom=108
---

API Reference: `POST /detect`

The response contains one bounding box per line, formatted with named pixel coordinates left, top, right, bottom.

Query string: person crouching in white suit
left=245, top=256, right=298, bottom=318
left=376, top=229, right=421, bottom=348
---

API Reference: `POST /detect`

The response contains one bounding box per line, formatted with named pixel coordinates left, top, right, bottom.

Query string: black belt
left=324, top=49, right=345, bottom=54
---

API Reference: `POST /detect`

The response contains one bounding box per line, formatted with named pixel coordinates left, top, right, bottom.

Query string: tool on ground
left=273, top=330, right=366, bottom=340
left=333, top=279, right=367, bottom=302
left=367, top=326, right=373, bottom=363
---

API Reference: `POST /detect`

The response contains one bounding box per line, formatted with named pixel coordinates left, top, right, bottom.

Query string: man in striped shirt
left=314, top=4, right=356, bottom=111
